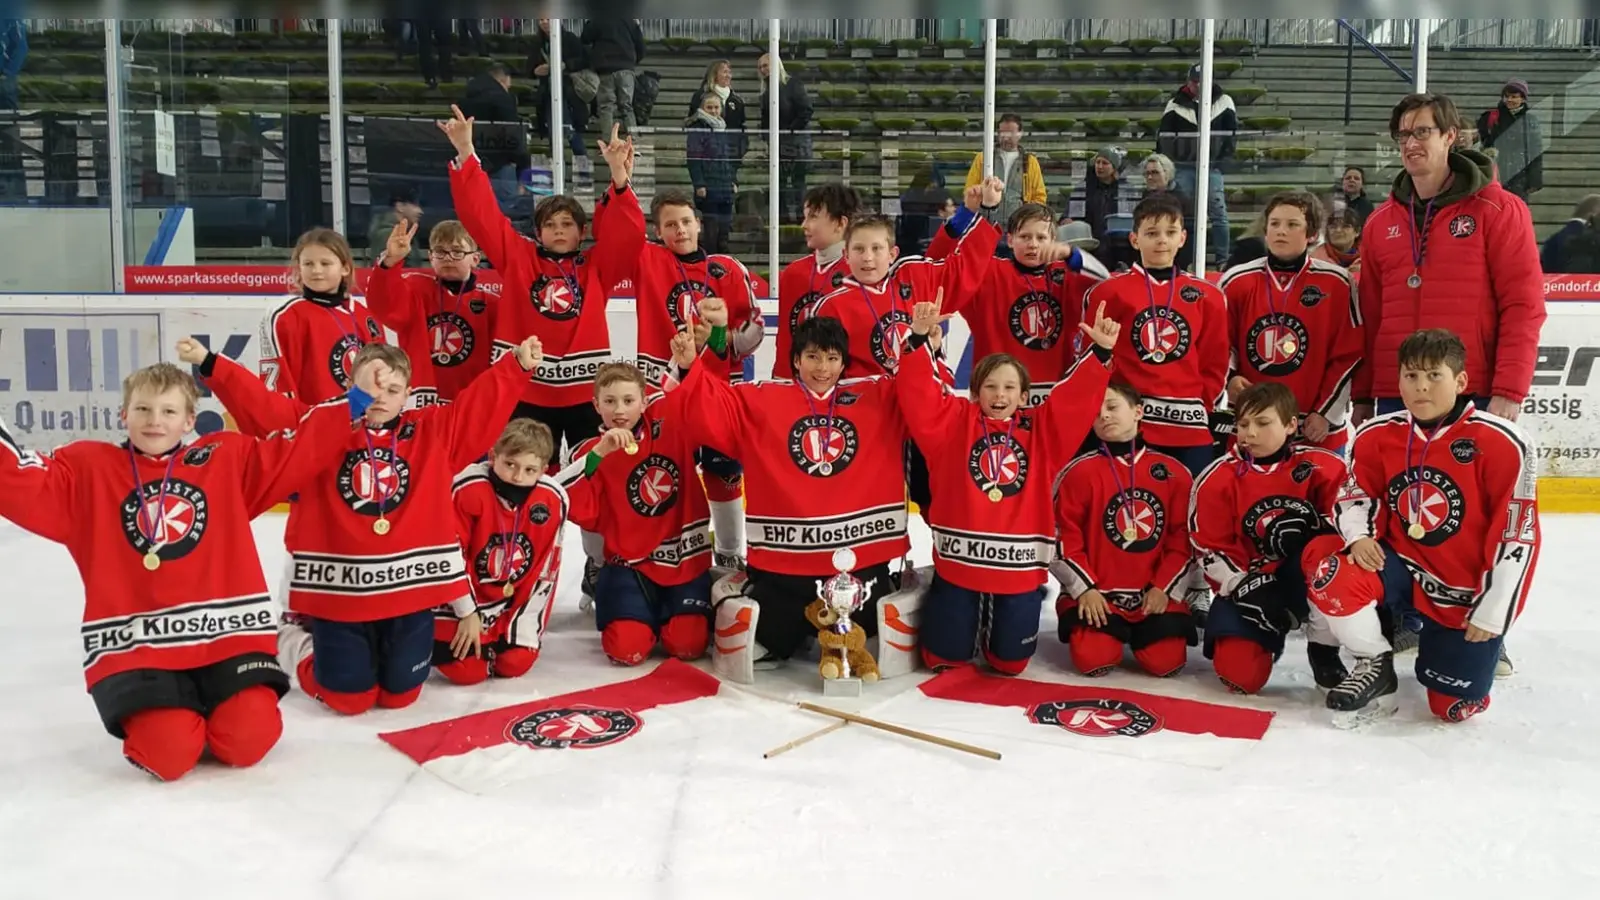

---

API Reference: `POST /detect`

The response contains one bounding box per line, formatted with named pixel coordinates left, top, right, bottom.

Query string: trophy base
left=822, top=677, right=863, bottom=698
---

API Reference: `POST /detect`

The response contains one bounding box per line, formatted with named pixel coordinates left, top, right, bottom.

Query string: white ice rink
left=3, top=513, right=1598, bottom=898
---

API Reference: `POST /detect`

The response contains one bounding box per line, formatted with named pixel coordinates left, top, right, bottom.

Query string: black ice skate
left=1306, top=642, right=1348, bottom=691
left=578, top=558, right=601, bottom=613
left=1325, top=652, right=1398, bottom=729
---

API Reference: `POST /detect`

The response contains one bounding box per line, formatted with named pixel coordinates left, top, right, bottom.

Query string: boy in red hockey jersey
left=926, top=202, right=1110, bottom=405
left=0, top=356, right=366, bottom=781
left=810, top=177, right=1004, bottom=378
left=560, top=332, right=714, bottom=665
left=1053, top=383, right=1198, bottom=678
left=1082, top=192, right=1229, bottom=477
left=437, top=419, right=568, bottom=684
left=684, top=301, right=909, bottom=664
left=195, top=335, right=544, bottom=715
left=367, top=218, right=500, bottom=407
left=895, top=292, right=1115, bottom=675
left=441, top=106, right=645, bottom=466
left=1303, top=329, right=1538, bottom=722
left=774, top=183, right=862, bottom=380
left=1219, top=191, right=1364, bottom=452
left=1190, top=383, right=1349, bottom=694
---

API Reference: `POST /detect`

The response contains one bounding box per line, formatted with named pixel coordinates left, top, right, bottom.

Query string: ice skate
left=1306, top=641, right=1348, bottom=691
left=578, top=558, right=599, bottom=613
left=1496, top=642, right=1514, bottom=678
left=713, top=550, right=746, bottom=572
left=1390, top=623, right=1420, bottom=656
left=1326, top=652, right=1399, bottom=729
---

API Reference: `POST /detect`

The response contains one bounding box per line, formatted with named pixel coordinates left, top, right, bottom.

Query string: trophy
left=812, top=548, right=880, bottom=696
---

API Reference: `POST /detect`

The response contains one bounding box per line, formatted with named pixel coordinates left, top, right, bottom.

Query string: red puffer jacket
left=1353, top=149, right=1545, bottom=404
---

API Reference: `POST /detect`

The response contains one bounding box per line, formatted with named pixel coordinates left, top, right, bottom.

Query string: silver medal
left=818, top=462, right=833, bottom=476
left=1407, top=273, right=1422, bottom=289
left=1150, top=350, right=1167, bottom=363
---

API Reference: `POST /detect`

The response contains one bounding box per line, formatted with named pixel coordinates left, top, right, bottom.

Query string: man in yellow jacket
left=965, top=113, right=1047, bottom=227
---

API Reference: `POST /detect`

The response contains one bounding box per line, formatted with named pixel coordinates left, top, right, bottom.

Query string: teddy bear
left=804, top=596, right=880, bottom=683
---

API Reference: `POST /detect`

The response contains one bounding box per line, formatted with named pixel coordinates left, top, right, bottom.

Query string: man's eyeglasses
left=429, top=249, right=476, bottom=261
left=1391, top=125, right=1439, bottom=145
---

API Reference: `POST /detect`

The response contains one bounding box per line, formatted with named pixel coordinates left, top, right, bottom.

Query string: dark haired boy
left=774, top=183, right=863, bottom=380
left=1302, top=328, right=1538, bottom=723
left=1190, top=383, right=1347, bottom=696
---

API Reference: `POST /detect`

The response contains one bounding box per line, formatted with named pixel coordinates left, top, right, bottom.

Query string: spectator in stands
left=1542, top=194, right=1600, bottom=274
left=368, top=188, right=427, bottom=267
left=1156, top=63, right=1237, bottom=265
left=1476, top=79, right=1545, bottom=203
left=1324, top=207, right=1361, bottom=273
left=758, top=53, right=814, bottom=224
left=690, top=60, right=748, bottom=180
left=1331, top=166, right=1375, bottom=229
left=686, top=94, right=738, bottom=254
left=1140, top=152, right=1192, bottom=271
left=964, top=113, right=1047, bottom=228
left=457, top=17, right=484, bottom=57
left=530, top=18, right=589, bottom=157
left=1224, top=210, right=1266, bottom=270
left=897, top=166, right=948, bottom=257
left=0, top=18, right=26, bottom=111
left=1080, top=145, right=1125, bottom=259
left=582, top=18, right=646, bottom=138
left=412, top=18, right=454, bottom=89
left=457, top=62, right=529, bottom=209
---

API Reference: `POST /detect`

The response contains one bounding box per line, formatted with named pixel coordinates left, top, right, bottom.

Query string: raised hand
left=981, top=175, right=1005, bottom=208
left=597, top=123, right=634, bottom=187
left=384, top=218, right=418, bottom=266
left=514, top=334, right=544, bottom=371
left=1077, top=300, right=1120, bottom=350
left=670, top=328, right=697, bottom=368
left=963, top=183, right=984, bottom=213
left=594, top=427, right=635, bottom=457
left=174, top=337, right=209, bottom=366
left=437, top=104, right=475, bottom=160
left=910, top=288, right=944, bottom=337
left=697, top=296, right=728, bottom=329
left=353, top=357, right=395, bottom=398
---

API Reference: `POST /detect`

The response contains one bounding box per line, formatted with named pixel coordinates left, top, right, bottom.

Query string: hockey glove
left=1208, top=408, right=1235, bottom=455
left=1264, top=511, right=1315, bottom=561
left=1232, top=571, right=1298, bottom=635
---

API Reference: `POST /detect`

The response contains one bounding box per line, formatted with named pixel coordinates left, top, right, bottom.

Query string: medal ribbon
left=798, top=381, right=840, bottom=473
left=493, top=496, right=528, bottom=585
left=856, top=283, right=906, bottom=369
left=361, top=426, right=401, bottom=520
left=126, top=445, right=180, bottom=551
left=1099, top=441, right=1138, bottom=535
left=1262, top=258, right=1307, bottom=318
left=981, top=413, right=1019, bottom=493
left=1404, top=418, right=1443, bottom=533
left=1140, top=268, right=1179, bottom=359
left=674, top=259, right=702, bottom=328
left=1407, top=195, right=1439, bottom=285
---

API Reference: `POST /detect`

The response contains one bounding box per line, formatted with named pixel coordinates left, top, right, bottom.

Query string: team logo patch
left=427, top=312, right=476, bottom=367
left=327, top=335, right=361, bottom=388
left=1049, top=268, right=1067, bottom=285
left=1130, top=307, right=1193, bottom=364
left=1241, top=495, right=1319, bottom=558
left=120, top=478, right=210, bottom=563
left=507, top=706, right=641, bottom=749
left=336, top=448, right=413, bottom=516
left=834, top=391, right=860, bottom=407
left=788, top=415, right=859, bottom=477
left=871, top=309, right=914, bottom=370
left=528, top=503, right=551, bottom=525
left=530, top=275, right=582, bottom=321
left=475, top=532, right=534, bottom=584
left=1029, top=699, right=1161, bottom=738
left=967, top=433, right=1030, bottom=499
left=666, top=278, right=713, bottom=330
left=1387, top=467, right=1467, bottom=546
left=1451, top=438, right=1478, bottom=464
left=1298, top=285, right=1326, bottom=308
left=1448, top=214, right=1477, bottom=238
left=649, top=419, right=664, bottom=439
left=627, top=455, right=681, bottom=516
left=182, top=444, right=217, bottom=467
left=398, top=422, right=417, bottom=441
left=1149, top=463, right=1169, bottom=482
left=1292, top=461, right=1315, bottom=484
left=1244, top=313, right=1309, bottom=376
left=708, top=260, right=727, bottom=279
left=469, top=298, right=487, bottom=314
left=898, top=282, right=914, bottom=301
left=790, top=292, right=823, bottom=334
left=1310, top=554, right=1340, bottom=593
left=1007, top=290, right=1064, bottom=351
left=1100, top=487, right=1165, bottom=552
left=1179, top=285, right=1202, bottom=303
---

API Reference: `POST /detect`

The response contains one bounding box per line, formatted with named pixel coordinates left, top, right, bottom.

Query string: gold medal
left=501, top=582, right=515, bottom=598
left=373, top=518, right=391, bottom=536
left=624, top=442, right=639, bottom=455
left=1407, top=522, right=1425, bottom=540
left=1281, top=339, right=1297, bottom=355
left=987, top=488, right=1003, bottom=503
left=1150, top=350, right=1166, bottom=363
left=1407, top=272, right=1423, bottom=289
left=1122, top=527, right=1138, bottom=543
left=143, top=552, right=161, bottom=571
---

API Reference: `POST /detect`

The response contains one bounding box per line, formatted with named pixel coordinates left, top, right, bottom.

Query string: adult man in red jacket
left=1353, top=93, right=1545, bottom=428
left=1351, top=92, right=1544, bottom=676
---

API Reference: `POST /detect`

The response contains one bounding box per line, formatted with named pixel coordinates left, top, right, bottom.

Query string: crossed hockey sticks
left=761, top=701, right=1002, bottom=761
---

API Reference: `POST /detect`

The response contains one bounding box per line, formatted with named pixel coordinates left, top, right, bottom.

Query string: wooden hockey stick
left=763, top=720, right=848, bottom=758
left=797, top=702, right=1002, bottom=761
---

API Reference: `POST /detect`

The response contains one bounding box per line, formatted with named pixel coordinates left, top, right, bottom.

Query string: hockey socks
left=708, top=498, right=745, bottom=560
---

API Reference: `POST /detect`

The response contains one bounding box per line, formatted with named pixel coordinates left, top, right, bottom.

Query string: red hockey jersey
left=254, top=291, right=385, bottom=433
left=0, top=403, right=354, bottom=689
left=447, top=463, right=568, bottom=646
left=365, top=260, right=500, bottom=405
left=449, top=153, right=645, bottom=407
left=205, top=352, right=530, bottom=622
left=627, top=245, right=763, bottom=385
left=926, top=235, right=1108, bottom=405
left=774, top=246, right=851, bottom=380
left=561, top=380, right=712, bottom=586
left=1190, top=444, right=1347, bottom=596
left=1082, top=267, right=1229, bottom=447
left=680, top=344, right=909, bottom=575
left=811, top=217, right=999, bottom=377
left=1219, top=256, right=1364, bottom=451
left=896, top=339, right=1111, bottom=594
left=1334, top=403, right=1538, bottom=634
left=1053, top=441, right=1195, bottom=622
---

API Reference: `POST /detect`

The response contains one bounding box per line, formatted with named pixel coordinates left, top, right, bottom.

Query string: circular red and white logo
left=508, top=706, right=641, bottom=749
left=1100, top=488, right=1165, bottom=552
left=532, top=277, right=581, bottom=320
left=476, top=532, right=533, bottom=584
left=1008, top=291, right=1064, bottom=351
left=967, top=433, right=1030, bottom=500
left=1244, top=313, right=1309, bottom=377
left=871, top=309, right=914, bottom=370
left=1388, top=467, right=1466, bottom=546
left=120, top=478, right=210, bottom=563
left=626, top=455, right=681, bottom=517
left=1029, top=700, right=1161, bottom=738
left=336, top=448, right=413, bottom=517
left=1130, top=307, right=1192, bottom=363
left=788, top=415, right=859, bottom=477
left=1448, top=214, right=1477, bottom=238
left=428, top=312, right=475, bottom=367
left=327, top=335, right=361, bottom=388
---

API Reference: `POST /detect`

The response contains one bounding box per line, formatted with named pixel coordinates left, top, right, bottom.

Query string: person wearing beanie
left=1076, top=145, right=1125, bottom=264
left=1475, top=78, right=1544, bottom=202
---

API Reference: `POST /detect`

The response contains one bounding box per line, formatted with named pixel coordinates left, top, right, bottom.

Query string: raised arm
left=441, top=105, right=533, bottom=281
left=200, top=351, right=310, bottom=437
left=365, top=219, right=422, bottom=333
left=436, top=336, right=542, bottom=470
left=588, top=126, right=648, bottom=288
left=0, top=416, right=75, bottom=543
left=895, top=294, right=969, bottom=456
left=1035, top=301, right=1117, bottom=472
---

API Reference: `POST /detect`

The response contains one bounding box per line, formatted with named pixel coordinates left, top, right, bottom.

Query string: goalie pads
left=875, top=565, right=931, bottom=679
left=711, top=571, right=760, bottom=685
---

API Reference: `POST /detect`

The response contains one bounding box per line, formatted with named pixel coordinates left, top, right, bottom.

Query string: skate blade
left=1328, top=694, right=1398, bottom=730
left=753, top=658, right=784, bottom=671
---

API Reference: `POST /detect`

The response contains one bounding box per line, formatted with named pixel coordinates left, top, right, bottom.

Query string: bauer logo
left=1029, top=699, right=1161, bottom=738
left=507, top=707, right=641, bottom=749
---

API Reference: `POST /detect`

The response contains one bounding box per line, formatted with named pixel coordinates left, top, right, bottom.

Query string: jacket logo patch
left=627, top=455, right=681, bottom=517
left=1386, top=467, right=1466, bottom=546
left=1244, top=313, right=1309, bottom=376
left=365, top=317, right=383, bottom=340
left=666, top=279, right=713, bottom=331
left=327, top=335, right=361, bottom=389
left=871, top=309, right=914, bottom=370
left=1386, top=225, right=1402, bottom=240
left=1298, top=286, right=1325, bottom=308
left=398, top=422, right=418, bottom=441
left=528, top=503, right=552, bottom=525
left=707, top=260, right=727, bottom=279
left=898, top=282, right=914, bottom=301
left=1049, top=268, right=1067, bottom=285
left=1131, top=307, right=1193, bottom=364
left=121, top=478, right=210, bottom=563
left=1008, top=291, right=1064, bottom=351
left=834, top=391, right=860, bottom=406
left=182, top=444, right=217, bottom=467
left=1179, top=285, right=1203, bottom=303
left=469, top=298, right=488, bottom=314
left=1101, top=487, right=1165, bottom=551
left=967, top=433, right=1030, bottom=499
left=531, top=275, right=582, bottom=321
left=337, top=448, right=413, bottom=517
left=788, top=415, right=859, bottom=477
left=1149, top=462, right=1169, bottom=482
left=1450, top=438, right=1478, bottom=464
left=831, top=271, right=846, bottom=288
left=476, top=532, right=533, bottom=584
left=1448, top=214, right=1477, bottom=238
left=1291, top=461, right=1315, bottom=483
left=426, top=312, right=476, bottom=367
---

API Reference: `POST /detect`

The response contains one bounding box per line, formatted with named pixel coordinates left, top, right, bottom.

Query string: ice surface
left=3, top=514, right=1599, bottom=897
